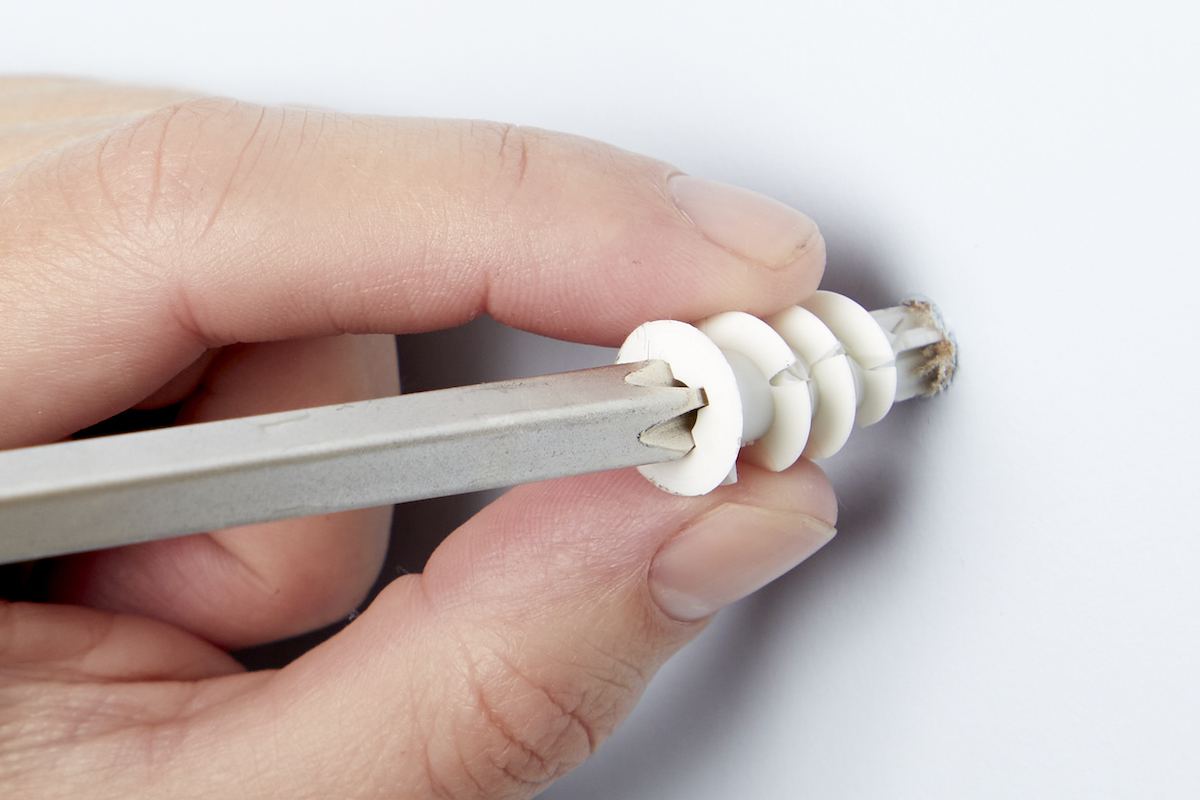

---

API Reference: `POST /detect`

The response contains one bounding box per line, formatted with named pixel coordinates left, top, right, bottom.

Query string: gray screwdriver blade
left=0, top=360, right=703, bottom=564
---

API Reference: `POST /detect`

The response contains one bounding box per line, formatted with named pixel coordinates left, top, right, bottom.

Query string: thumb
left=182, top=464, right=836, bottom=798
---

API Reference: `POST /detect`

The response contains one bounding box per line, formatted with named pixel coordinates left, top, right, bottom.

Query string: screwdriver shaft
left=0, top=360, right=703, bottom=564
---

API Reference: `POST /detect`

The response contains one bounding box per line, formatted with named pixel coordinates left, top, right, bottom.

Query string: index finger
left=0, top=96, right=824, bottom=447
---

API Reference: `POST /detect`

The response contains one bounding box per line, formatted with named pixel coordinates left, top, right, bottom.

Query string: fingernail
left=669, top=175, right=821, bottom=269
left=649, top=503, right=836, bottom=622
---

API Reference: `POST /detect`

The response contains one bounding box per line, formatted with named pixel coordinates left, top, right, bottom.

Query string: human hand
left=0, top=77, right=836, bottom=798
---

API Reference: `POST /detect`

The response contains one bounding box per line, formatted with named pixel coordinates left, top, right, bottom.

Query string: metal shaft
left=0, top=360, right=704, bottom=565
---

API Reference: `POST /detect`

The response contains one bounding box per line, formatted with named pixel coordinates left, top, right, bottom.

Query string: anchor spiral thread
left=617, top=290, right=957, bottom=496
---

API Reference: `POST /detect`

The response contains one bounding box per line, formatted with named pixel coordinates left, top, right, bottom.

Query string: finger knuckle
left=425, top=635, right=645, bottom=797
left=89, top=98, right=276, bottom=247
left=18, top=97, right=290, bottom=341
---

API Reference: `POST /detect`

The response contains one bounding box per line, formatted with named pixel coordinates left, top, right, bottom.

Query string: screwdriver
left=0, top=291, right=955, bottom=566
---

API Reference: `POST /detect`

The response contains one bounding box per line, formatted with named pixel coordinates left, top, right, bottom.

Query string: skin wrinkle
left=199, top=104, right=267, bottom=240
left=11, top=698, right=177, bottom=798
left=192, top=107, right=474, bottom=343
left=490, top=650, right=603, bottom=761
left=439, top=613, right=626, bottom=795
left=131, top=717, right=190, bottom=791
left=21, top=684, right=158, bottom=746
left=493, top=123, right=530, bottom=195
left=462, top=124, right=528, bottom=276
left=164, top=276, right=220, bottom=353
left=265, top=107, right=288, bottom=160
left=144, top=103, right=185, bottom=223
left=0, top=696, right=70, bottom=788
left=290, top=109, right=326, bottom=175
left=459, top=660, right=557, bottom=794
left=105, top=100, right=216, bottom=249
left=28, top=684, right=206, bottom=787
left=401, top=629, right=474, bottom=796
left=575, top=638, right=649, bottom=696
left=93, top=128, right=135, bottom=238
left=424, top=748, right=460, bottom=800
left=419, top=629, right=488, bottom=800
left=47, top=138, right=173, bottom=299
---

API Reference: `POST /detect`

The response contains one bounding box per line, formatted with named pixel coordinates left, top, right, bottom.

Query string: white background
left=4, top=1, right=1198, bottom=797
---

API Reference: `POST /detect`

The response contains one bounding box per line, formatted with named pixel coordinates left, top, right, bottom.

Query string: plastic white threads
left=616, top=320, right=744, bottom=495
left=617, top=290, right=956, bottom=496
